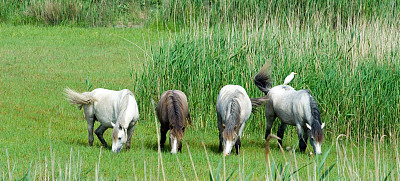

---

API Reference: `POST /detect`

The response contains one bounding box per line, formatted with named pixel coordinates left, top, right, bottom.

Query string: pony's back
left=91, top=88, right=139, bottom=127
left=156, top=90, right=189, bottom=127
left=217, top=85, right=251, bottom=125
left=156, top=90, right=189, bottom=153
left=267, top=86, right=315, bottom=125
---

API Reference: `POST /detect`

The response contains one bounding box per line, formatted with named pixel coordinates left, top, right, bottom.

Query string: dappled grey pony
left=65, top=88, right=139, bottom=153
left=217, top=85, right=252, bottom=156
left=251, top=65, right=325, bottom=154
left=156, top=90, right=191, bottom=154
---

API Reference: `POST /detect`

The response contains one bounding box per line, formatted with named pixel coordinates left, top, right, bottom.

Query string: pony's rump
left=64, top=88, right=96, bottom=109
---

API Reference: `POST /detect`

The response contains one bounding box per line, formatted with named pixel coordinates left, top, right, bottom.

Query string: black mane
left=309, top=94, right=324, bottom=142
left=167, top=90, right=185, bottom=139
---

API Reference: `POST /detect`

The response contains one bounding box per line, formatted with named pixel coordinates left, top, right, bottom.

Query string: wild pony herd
left=65, top=64, right=325, bottom=156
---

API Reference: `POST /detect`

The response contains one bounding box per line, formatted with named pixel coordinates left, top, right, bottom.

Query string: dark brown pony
left=156, top=90, right=191, bottom=154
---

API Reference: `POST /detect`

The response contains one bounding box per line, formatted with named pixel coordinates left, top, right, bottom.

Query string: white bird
left=283, top=72, right=297, bottom=85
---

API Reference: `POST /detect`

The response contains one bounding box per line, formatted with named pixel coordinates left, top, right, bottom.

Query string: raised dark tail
left=167, top=91, right=185, bottom=136
left=254, top=63, right=272, bottom=95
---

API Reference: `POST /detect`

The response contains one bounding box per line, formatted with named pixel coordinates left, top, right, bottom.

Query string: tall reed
left=133, top=15, right=400, bottom=138
left=2, top=0, right=400, bottom=27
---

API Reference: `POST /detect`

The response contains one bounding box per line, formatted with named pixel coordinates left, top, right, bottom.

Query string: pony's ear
left=222, top=124, right=225, bottom=129
left=321, top=122, right=325, bottom=129
left=111, top=122, right=116, bottom=128
left=306, top=123, right=312, bottom=130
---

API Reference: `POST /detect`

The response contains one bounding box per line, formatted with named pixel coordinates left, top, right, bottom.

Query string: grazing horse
left=156, top=90, right=190, bottom=154
left=217, top=85, right=252, bottom=156
left=252, top=65, right=325, bottom=154
left=65, top=88, right=139, bottom=153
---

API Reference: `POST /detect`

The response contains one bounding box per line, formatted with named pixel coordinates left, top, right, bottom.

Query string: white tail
left=64, top=88, right=96, bottom=109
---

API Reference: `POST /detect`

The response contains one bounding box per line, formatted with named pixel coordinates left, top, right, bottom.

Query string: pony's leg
left=217, top=112, right=223, bottom=152
left=126, top=125, right=136, bottom=150
left=235, top=137, right=241, bottom=155
left=296, top=125, right=307, bottom=152
left=264, top=102, right=276, bottom=140
left=160, top=125, right=168, bottom=150
left=235, top=123, right=246, bottom=154
left=218, top=131, right=222, bottom=152
left=264, top=115, right=276, bottom=140
left=83, top=105, right=95, bottom=146
left=95, top=124, right=109, bottom=148
left=87, top=121, right=94, bottom=146
left=301, top=129, right=310, bottom=153
left=84, top=114, right=95, bottom=146
left=277, top=123, right=287, bottom=147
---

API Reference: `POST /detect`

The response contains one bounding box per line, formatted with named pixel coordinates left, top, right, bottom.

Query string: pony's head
left=221, top=123, right=239, bottom=156
left=169, top=123, right=185, bottom=154
left=111, top=122, right=127, bottom=153
left=306, top=122, right=325, bottom=154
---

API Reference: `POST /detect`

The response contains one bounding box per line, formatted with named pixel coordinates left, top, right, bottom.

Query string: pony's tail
left=250, top=96, right=268, bottom=108
left=64, top=87, right=96, bottom=110
left=254, top=63, right=272, bottom=95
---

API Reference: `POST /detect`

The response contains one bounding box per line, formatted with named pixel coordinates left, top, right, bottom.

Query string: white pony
left=217, top=85, right=252, bottom=156
left=65, top=88, right=139, bottom=153
left=252, top=65, right=325, bottom=154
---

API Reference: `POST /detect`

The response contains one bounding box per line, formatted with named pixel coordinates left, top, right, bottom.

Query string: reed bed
left=133, top=17, right=400, bottom=139
left=1, top=0, right=399, bottom=27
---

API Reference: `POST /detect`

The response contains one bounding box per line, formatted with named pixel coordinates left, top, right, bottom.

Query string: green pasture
left=1, top=0, right=400, bottom=180
left=0, top=23, right=399, bottom=180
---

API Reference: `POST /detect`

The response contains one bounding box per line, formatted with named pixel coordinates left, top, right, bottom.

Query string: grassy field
left=1, top=0, right=400, bottom=180
left=0, top=23, right=399, bottom=180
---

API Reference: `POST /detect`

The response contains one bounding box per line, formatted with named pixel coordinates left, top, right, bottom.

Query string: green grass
left=1, top=1, right=400, bottom=179
left=0, top=22, right=399, bottom=180
left=0, top=24, right=159, bottom=179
